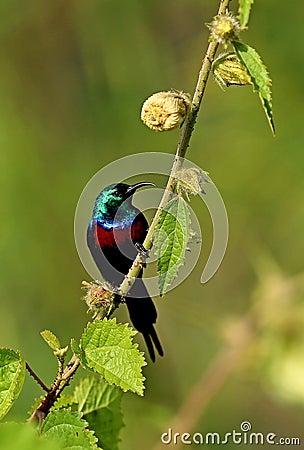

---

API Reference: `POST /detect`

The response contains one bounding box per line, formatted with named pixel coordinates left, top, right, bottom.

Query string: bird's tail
left=143, top=327, right=164, bottom=363
left=125, top=288, right=163, bottom=362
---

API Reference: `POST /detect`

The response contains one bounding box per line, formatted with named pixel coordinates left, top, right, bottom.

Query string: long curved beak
left=126, top=181, right=155, bottom=195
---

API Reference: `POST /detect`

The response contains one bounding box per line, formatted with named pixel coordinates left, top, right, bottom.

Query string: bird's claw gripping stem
left=135, top=243, right=150, bottom=258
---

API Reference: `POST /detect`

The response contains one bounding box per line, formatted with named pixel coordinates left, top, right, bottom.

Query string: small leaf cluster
left=0, top=319, right=145, bottom=448
left=210, top=0, right=274, bottom=134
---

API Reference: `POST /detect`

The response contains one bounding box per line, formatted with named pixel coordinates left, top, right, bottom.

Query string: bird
left=87, top=181, right=163, bottom=362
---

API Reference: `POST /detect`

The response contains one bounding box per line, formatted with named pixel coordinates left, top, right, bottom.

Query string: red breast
left=94, top=219, right=147, bottom=248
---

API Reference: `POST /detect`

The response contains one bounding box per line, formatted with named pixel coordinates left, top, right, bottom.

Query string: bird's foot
left=135, top=242, right=149, bottom=257
left=135, top=243, right=149, bottom=267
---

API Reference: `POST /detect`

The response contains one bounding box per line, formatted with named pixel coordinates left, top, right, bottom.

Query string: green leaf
left=40, top=409, right=99, bottom=449
left=41, top=330, right=61, bottom=351
left=74, top=375, right=123, bottom=450
left=212, top=52, right=252, bottom=89
left=154, top=197, right=191, bottom=296
left=0, top=422, right=59, bottom=450
left=85, top=410, right=121, bottom=450
left=233, top=41, right=275, bottom=135
left=51, top=394, right=76, bottom=412
left=74, top=375, right=122, bottom=415
left=27, top=396, right=44, bottom=416
left=238, top=0, right=254, bottom=27
left=78, top=320, right=146, bottom=395
left=70, top=338, right=96, bottom=375
left=71, top=338, right=84, bottom=361
left=0, top=348, right=26, bottom=420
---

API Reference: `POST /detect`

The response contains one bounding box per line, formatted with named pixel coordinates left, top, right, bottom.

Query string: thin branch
left=28, top=302, right=111, bottom=422
left=28, top=355, right=80, bottom=423
left=59, top=355, right=80, bottom=383
left=119, top=0, right=232, bottom=298
left=26, top=362, right=50, bottom=393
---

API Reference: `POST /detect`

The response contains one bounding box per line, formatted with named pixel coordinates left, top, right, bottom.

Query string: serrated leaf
left=79, top=320, right=146, bottom=395
left=41, top=330, right=61, bottom=351
left=238, top=0, right=254, bottom=27
left=27, top=396, right=44, bottom=416
left=51, top=394, right=76, bottom=412
left=85, top=410, right=121, bottom=450
left=74, top=375, right=122, bottom=415
left=74, top=375, right=123, bottom=450
left=233, top=41, right=275, bottom=134
left=0, top=422, right=59, bottom=450
left=40, top=409, right=99, bottom=449
left=71, top=338, right=95, bottom=374
left=154, top=197, right=191, bottom=296
left=0, top=348, right=26, bottom=420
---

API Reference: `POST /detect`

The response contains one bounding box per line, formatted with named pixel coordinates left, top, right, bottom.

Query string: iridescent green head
left=92, top=182, right=154, bottom=223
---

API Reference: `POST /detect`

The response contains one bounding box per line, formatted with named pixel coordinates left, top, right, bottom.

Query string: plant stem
left=28, top=296, right=114, bottom=422
left=26, top=362, right=50, bottom=393
left=119, top=0, right=231, bottom=298
left=28, top=355, right=80, bottom=423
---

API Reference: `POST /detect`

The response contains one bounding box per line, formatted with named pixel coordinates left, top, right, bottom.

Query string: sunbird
left=87, top=182, right=163, bottom=362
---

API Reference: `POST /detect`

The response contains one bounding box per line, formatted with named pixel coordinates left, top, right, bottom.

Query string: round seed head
left=141, top=90, right=191, bottom=132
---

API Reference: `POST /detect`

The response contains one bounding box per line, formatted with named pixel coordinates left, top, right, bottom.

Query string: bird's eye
left=112, top=191, right=120, bottom=198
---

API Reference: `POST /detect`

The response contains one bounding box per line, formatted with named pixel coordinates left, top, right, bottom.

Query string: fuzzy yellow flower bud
left=141, top=90, right=191, bottom=132
left=207, top=13, right=240, bottom=47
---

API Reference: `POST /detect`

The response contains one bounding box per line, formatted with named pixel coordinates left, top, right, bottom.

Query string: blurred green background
left=1, top=0, right=304, bottom=448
